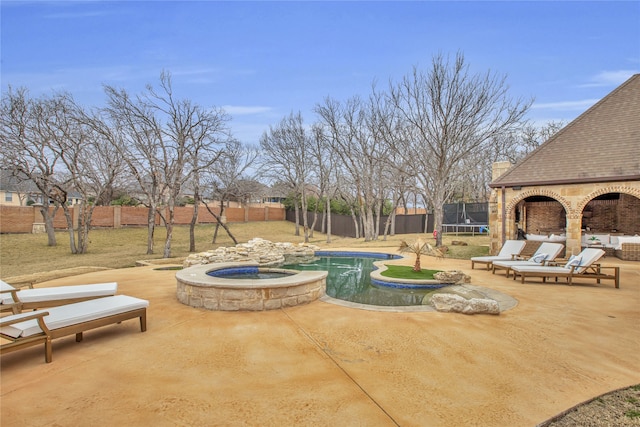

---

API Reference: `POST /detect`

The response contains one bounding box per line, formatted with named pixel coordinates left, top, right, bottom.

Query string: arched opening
left=516, top=195, right=567, bottom=236
left=581, top=192, right=640, bottom=234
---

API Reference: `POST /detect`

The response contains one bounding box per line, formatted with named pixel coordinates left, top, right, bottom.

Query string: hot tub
left=176, top=262, right=327, bottom=311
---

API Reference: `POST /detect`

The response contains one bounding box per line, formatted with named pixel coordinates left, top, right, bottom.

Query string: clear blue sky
left=2, top=1, right=639, bottom=145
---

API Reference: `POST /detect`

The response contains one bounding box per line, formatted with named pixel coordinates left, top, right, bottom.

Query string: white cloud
left=579, top=70, right=637, bottom=88
left=531, top=99, right=600, bottom=111
left=222, top=105, right=273, bottom=115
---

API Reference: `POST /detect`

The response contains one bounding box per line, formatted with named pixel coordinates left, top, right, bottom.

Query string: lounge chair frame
left=492, top=242, right=565, bottom=277
left=1, top=306, right=147, bottom=363
left=512, top=262, right=620, bottom=288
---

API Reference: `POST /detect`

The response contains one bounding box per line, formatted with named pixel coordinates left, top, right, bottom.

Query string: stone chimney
left=492, top=161, right=513, bottom=182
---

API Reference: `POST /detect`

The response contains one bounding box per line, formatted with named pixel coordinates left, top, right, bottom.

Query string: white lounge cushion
left=1, top=295, right=148, bottom=338
left=471, top=255, right=516, bottom=263
left=496, top=240, right=527, bottom=257
left=492, top=260, right=541, bottom=269
left=471, top=240, right=526, bottom=264
left=536, top=242, right=565, bottom=260
left=0, top=280, right=16, bottom=292
left=1, top=282, right=117, bottom=305
left=512, top=248, right=605, bottom=276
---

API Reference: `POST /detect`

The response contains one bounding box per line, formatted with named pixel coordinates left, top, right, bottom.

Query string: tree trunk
left=325, top=195, right=332, bottom=243
left=293, top=202, right=300, bottom=236
left=205, top=202, right=237, bottom=245
left=300, top=190, right=310, bottom=243
left=163, top=204, right=175, bottom=258
left=62, top=205, right=78, bottom=254
left=77, top=202, right=94, bottom=254
left=212, top=200, right=225, bottom=244
left=189, top=189, right=199, bottom=252
left=349, top=206, right=359, bottom=239
left=146, top=204, right=156, bottom=255
left=40, top=205, right=57, bottom=246
left=433, top=200, right=444, bottom=247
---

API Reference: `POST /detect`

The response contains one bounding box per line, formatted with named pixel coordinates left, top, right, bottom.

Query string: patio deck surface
left=2, top=252, right=639, bottom=426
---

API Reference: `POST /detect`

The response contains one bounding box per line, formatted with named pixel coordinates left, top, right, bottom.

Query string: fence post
left=113, top=205, right=121, bottom=228
left=31, top=203, right=46, bottom=233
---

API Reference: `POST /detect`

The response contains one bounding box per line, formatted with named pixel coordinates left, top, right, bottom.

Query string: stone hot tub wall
left=176, top=262, right=327, bottom=311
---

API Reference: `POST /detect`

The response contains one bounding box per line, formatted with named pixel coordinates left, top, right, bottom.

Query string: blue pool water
left=208, top=267, right=294, bottom=280
left=281, top=252, right=440, bottom=306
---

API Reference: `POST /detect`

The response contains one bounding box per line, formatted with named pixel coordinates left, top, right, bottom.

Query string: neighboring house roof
left=0, top=169, right=40, bottom=193
left=0, top=169, right=83, bottom=200
left=491, top=74, right=640, bottom=188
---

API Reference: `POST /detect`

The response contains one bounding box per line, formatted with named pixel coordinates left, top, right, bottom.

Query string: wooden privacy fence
left=287, top=210, right=435, bottom=238
left=0, top=205, right=285, bottom=234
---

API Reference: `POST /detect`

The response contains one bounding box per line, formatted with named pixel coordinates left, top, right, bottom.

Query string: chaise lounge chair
left=510, top=248, right=619, bottom=288
left=492, top=242, right=565, bottom=277
left=1, top=280, right=118, bottom=314
left=0, top=295, right=149, bottom=363
left=470, top=240, right=527, bottom=270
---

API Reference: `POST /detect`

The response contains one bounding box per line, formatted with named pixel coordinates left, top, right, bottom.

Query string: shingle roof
left=0, top=169, right=40, bottom=192
left=490, top=74, right=640, bottom=188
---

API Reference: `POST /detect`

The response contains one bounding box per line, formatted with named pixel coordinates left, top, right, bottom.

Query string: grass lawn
left=379, top=264, right=440, bottom=280
left=0, top=221, right=489, bottom=280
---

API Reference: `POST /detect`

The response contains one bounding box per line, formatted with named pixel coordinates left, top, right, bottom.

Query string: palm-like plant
left=398, top=238, right=439, bottom=272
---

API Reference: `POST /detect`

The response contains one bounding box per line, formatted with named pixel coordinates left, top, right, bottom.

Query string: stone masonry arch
left=505, top=189, right=573, bottom=217
left=575, top=185, right=640, bottom=213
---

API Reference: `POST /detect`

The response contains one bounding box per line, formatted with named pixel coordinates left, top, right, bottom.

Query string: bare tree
left=105, top=72, right=231, bottom=257
left=103, top=86, right=165, bottom=254
left=310, top=123, right=340, bottom=242
left=201, top=139, right=260, bottom=245
left=450, top=120, right=566, bottom=203
left=56, top=99, right=125, bottom=253
left=260, top=111, right=315, bottom=242
left=388, top=52, right=531, bottom=246
left=315, top=96, right=390, bottom=242
left=1, top=88, right=73, bottom=247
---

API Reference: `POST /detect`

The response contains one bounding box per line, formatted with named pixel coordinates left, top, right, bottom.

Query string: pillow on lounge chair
left=528, top=253, right=547, bottom=263
left=564, top=255, right=582, bottom=269
left=526, top=234, right=548, bottom=241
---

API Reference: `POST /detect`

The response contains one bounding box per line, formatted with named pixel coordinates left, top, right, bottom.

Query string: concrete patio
left=1, top=253, right=639, bottom=426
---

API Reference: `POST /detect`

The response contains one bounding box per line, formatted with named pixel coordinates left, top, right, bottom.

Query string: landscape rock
left=433, top=270, right=471, bottom=284
left=183, top=238, right=320, bottom=268
left=429, top=293, right=500, bottom=315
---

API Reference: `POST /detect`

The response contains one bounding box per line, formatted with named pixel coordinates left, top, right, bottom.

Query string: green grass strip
left=380, top=265, right=441, bottom=280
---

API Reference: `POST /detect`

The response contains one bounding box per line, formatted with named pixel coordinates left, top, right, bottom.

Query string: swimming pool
left=280, top=251, right=445, bottom=307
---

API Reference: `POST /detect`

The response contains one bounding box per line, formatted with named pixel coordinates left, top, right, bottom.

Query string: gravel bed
left=539, top=385, right=640, bottom=426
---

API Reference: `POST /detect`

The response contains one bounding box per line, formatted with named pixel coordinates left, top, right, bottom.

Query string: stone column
left=31, top=203, right=46, bottom=234
left=565, top=213, right=583, bottom=256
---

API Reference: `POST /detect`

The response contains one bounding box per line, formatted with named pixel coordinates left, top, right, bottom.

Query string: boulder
left=429, top=293, right=500, bottom=315
left=433, top=270, right=471, bottom=284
